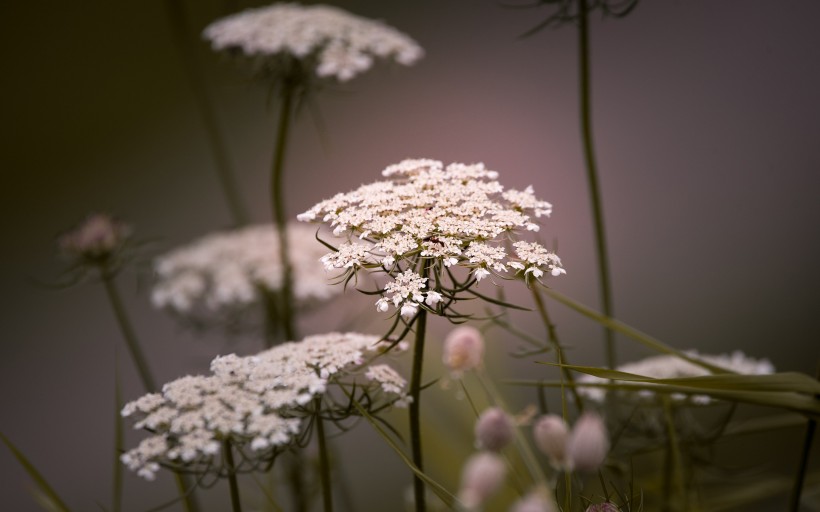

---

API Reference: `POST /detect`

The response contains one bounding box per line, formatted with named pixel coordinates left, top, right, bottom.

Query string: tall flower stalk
left=299, top=159, right=567, bottom=512
left=163, top=0, right=249, bottom=226
left=522, top=0, right=639, bottom=368
left=57, top=214, right=200, bottom=512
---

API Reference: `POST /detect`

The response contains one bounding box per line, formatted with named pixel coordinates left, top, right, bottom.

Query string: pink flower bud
left=458, top=452, right=506, bottom=509
left=532, top=414, right=569, bottom=467
left=475, top=407, right=514, bottom=452
left=59, top=213, right=131, bottom=261
left=442, top=326, right=484, bottom=377
left=509, top=486, right=557, bottom=512
left=566, top=412, right=609, bottom=472
left=585, top=503, right=620, bottom=512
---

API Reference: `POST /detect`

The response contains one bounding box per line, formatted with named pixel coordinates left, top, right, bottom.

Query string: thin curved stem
left=100, top=269, right=199, bottom=512
left=163, top=0, right=250, bottom=226
left=531, top=286, right=585, bottom=413
left=223, top=441, right=243, bottom=512
left=100, top=270, right=157, bottom=393
left=271, top=80, right=297, bottom=343
left=578, top=0, right=616, bottom=368
left=315, top=399, right=334, bottom=512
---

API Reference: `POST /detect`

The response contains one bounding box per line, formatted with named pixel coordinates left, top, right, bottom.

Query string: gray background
left=2, top=0, right=819, bottom=510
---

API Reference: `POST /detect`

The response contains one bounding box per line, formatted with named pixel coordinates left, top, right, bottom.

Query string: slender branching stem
left=315, top=398, right=334, bottom=512
left=577, top=0, right=616, bottom=368
left=163, top=0, right=249, bottom=226
left=271, top=79, right=297, bottom=343
left=531, top=286, right=584, bottom=413
left=100, top=269, right=157, bottom=393
left=223, top=441, right=243, bottom=512
left=112, top=363, right=123, bottom=512
left=409, top=260, right=433, bottom=512
left=100, top=267, right=199, bottom=512
left=789, top=367, right=819, bottom=511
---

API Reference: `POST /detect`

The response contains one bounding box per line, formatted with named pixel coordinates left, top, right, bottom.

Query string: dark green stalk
left=577, top=0, right=616, bottom=368
left=163, top=0, right=249, bottom=226
left=789, top=366, right=819, bottom=511
left=409, top=260, right=433, bottom=512
left=100, top=269, right=157, bottom=394
left=223, top=441, right=243, bottom=512
left=112, top=363, right=123, bottom=512
left=271, top=80, right=297, bottom=343
left=100, top=267, right=200, bottom=512
left=531, top=286, right=584, bottom=412
left=315, top=399, right=334, bottom=512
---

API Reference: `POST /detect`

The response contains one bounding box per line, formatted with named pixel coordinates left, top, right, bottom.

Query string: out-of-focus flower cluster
left=151, top=223, right=339, bottom=322
left=298, top=159, right=565, bottom=319
left=203, top=2, right=423, bottom=82
left=121, top=332, right=409, bottom=480
left=58, top=213, right=132, bottom=267
left=576, top=351, right=775, bottom=404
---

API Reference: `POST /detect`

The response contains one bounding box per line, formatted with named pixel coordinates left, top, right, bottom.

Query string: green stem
left=163, top=0, right=249, bottom=226
left=531, top=287, right=584, bottom=413
left=112, top=363, right=123, bottom=512
left=661, top=396, right=685, bottom=511
left=262, top=289, right=281, bottom=348
left=223, top=441, right=243, bottom=512
left=578, top=0, right=616, bottom=368
left=409, top=264, right=431, bottom=512
left=271, top=80, right=297, bottom=343
left=789, top=366, right=819, bottom=511
left=100, top=268, right=200, bottom=512
left=315, top=399, right=334, bottom=512
left=100, top=270, right=157, bottom=393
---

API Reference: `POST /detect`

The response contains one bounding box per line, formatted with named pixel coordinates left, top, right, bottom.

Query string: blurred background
left=2, top=0, right=819, bottom=510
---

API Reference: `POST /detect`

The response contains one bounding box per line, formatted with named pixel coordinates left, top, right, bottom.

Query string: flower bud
left=566, top=412, right=609, bottom=472
left=585, top=503, right=620, bottom=512
left=443, top=326, right=484, bottom=377
left=509, top=486, right=557, bottom=512
left=59, top=213, right=131, bottom=262
left=475, top=407, right=514, bottom=452
left=458, top=452, right=506, bottom=509
left=532, top=414, right=569, bottom=467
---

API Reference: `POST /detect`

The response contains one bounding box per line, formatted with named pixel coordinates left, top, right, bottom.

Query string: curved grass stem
left=578, top=0, right=616, bottom=369
left=315, top=399, right=334, bottom=512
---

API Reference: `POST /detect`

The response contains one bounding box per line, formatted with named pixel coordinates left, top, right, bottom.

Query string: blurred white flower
left=203, top=3, right=423, bottom=82
left=151, top=223, right=339, bottom=324
left=442, top=326, right=485, bottom=378
left=576, top=351, right=775, bottom=404
left=58, top=213, right=132, bottom=265
left=532, top=414, right=570, bottom=468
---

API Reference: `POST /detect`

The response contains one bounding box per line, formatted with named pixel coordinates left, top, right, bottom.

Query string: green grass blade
left=344, top=390, right=459, bottom=508
left=0, top=431, right=72, bottom=512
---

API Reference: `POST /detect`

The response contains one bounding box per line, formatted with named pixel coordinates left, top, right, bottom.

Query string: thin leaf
left=0, top=431, right=72, bottom=512
left=343, top=391, right=459, bottom=508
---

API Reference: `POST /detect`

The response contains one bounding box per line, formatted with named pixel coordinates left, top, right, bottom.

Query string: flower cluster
left=151, top=223, right=339, bottom=320
left=203, top=3, right=423, bottom=82
left=576, top=351, right=775, bottom=404
left=121, top=332, right=410, bottom=480
left=298, top=159, right=565, bottom=318
left=58, top=213, right=132, bottom=267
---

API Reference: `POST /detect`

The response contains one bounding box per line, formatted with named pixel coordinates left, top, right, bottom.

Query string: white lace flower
left=203, top=3, right=423, bottom=82
left=576, top=351, right=776, bottom=404
left=151, top=223, right=339, bottom=325
left=298, top=159, right=566, bottom=316
left=122, top=332, right=409, bottom=480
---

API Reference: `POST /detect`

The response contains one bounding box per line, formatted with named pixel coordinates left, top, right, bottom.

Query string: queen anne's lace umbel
left=121, top=332, right=410, bottom=480
left=576, top=351, right=776, bottom=404
left=151, top=223, right=339, bottom=318
left=298, top=159, right=565, bottom=317
left=203, top=3, right=423, bottom=82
